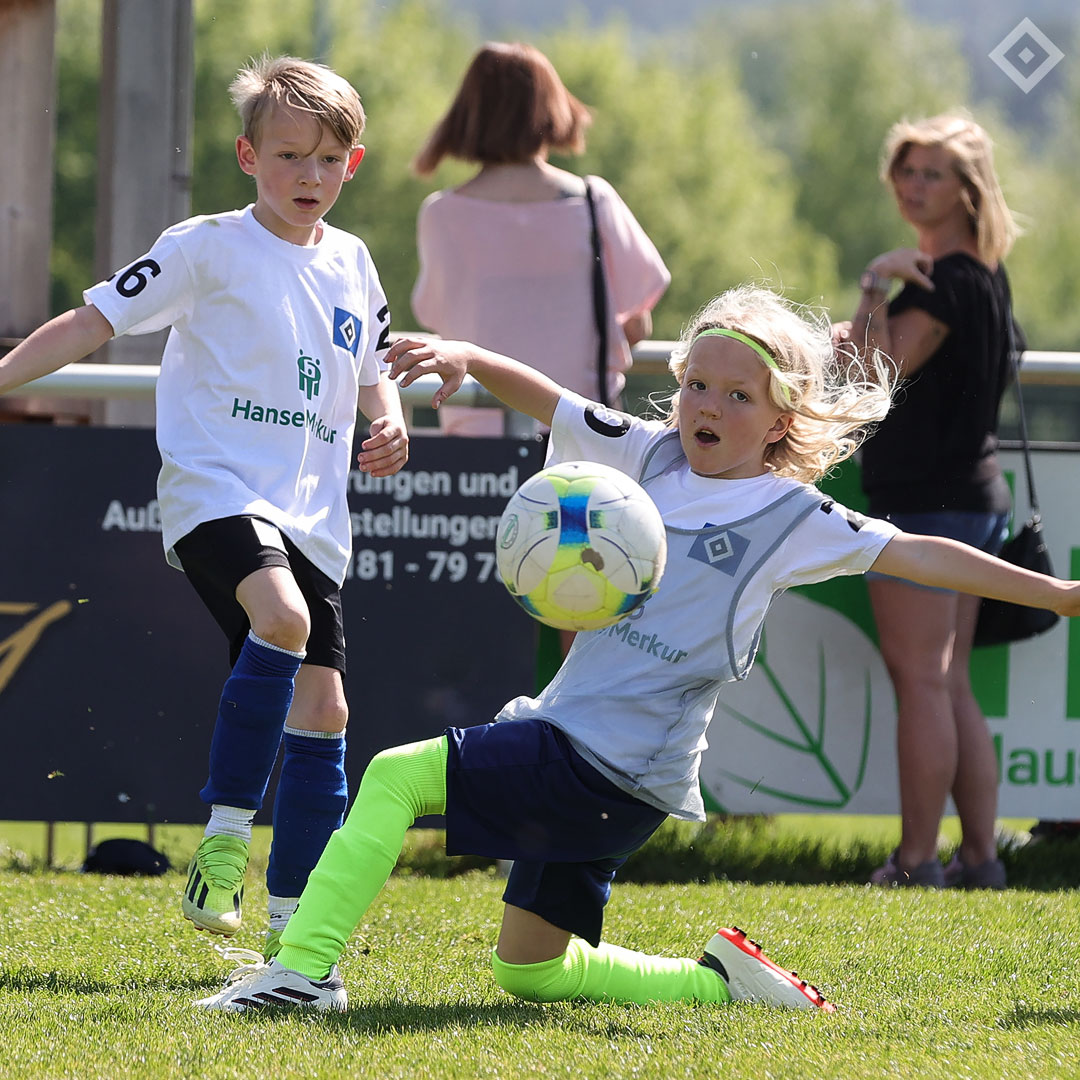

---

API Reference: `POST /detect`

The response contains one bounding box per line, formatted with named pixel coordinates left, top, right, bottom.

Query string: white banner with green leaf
left=700, top=451, right=1080, bottom=816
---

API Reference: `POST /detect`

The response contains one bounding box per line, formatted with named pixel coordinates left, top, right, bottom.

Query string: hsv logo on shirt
left=688, top=525, right=751, bottom=577
left=332, top=306, right=362, bottom=356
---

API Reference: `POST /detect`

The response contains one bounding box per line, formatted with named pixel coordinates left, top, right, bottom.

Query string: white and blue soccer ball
left=496, top=461, right=667, bottom=631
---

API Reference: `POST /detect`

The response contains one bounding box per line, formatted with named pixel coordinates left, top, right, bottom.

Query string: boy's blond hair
left=881, top=112, right=1018, bottom=266
left=664, top=286, right=895, bottom=484
left=230, top=55, right=365, bottom=150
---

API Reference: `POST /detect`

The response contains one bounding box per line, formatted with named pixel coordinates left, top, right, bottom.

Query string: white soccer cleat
left=195, top=955, right=346, bottom=1012
left=699, top=926, right=836, bottom=1011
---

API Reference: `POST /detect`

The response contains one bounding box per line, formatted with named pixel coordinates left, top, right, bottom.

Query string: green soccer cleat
left=263, top=929, right=283, bottom=961
left=182, top=834, right=249, bottom=936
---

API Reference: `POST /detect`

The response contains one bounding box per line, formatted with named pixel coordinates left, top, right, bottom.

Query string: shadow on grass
left=0, top=967, right=215, bottom=994
left=225, top=998, right=724, bottom=1037
left=615, top=820, right=1080, bottom=890
left=223, top=999, right=552, bottom=1034
left=998, top=1003, right=1080, bottom=1029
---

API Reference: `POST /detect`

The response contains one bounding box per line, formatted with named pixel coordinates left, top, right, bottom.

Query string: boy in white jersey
left=195, top=285, right=1080, bottom=1014
left=0, top=56, right=408, bottom=954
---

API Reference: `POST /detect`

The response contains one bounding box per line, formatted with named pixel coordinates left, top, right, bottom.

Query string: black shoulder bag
left=583, top=179, right=610, bottom=406
left=973, top=313, right=1060, bottom=647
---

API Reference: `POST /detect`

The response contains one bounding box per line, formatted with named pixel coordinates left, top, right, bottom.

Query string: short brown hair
left=230, top=54, right=365, bottom=150
left=412, top=42, right=591, bottom=175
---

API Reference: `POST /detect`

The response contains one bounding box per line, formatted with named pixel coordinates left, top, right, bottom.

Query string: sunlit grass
left=3, top=817, right=1080, bottom=1079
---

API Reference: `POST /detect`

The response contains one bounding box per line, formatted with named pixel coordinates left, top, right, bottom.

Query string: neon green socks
left=491, top=938, right=732, bottom=1005
left=276, top=732, right=730, bottom=1007
left=276, top=736, right=448, bottom=980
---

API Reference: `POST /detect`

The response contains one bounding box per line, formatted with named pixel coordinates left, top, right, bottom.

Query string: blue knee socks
left=200, top=631, right=304, bottom=810
left=267, top=726, right=348, bottom=897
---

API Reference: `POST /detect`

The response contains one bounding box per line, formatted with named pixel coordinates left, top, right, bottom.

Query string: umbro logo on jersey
left=688, top=525, right=750, bottom=577
left=332, top=306, right=362, bottom=356
left=584, top=403, right=632, bottom=438
left=820, top=500, right=870, bottom=532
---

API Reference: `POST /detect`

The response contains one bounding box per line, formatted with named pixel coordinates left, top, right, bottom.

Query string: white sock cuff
left=248, top=630, right=306, bottom=660
left=205, top=804, right=256, bottom=840
left=283, top=725, right=344, bottom=741
left=268, top=895, right=300, bottom=930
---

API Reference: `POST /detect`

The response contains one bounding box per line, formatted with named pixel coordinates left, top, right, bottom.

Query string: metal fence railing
left=5, top=342, right=1080, bottom=439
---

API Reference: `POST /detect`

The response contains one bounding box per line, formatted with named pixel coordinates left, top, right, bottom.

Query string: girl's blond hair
left=882, top=112, right=1018, bottom=265
left=230, top=55, right=365, bottom=150
left=663, top=286, right=895, bottom=484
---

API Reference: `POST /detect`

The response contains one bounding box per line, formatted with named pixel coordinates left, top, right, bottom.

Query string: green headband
left=691, top=327, right=792, bottom=405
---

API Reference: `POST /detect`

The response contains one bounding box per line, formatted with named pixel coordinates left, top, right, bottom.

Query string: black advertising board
left=0, top=426, right=544, bottom=823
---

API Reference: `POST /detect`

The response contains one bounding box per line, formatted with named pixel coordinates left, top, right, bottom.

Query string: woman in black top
left=837, top=113, right=1020, bottom=889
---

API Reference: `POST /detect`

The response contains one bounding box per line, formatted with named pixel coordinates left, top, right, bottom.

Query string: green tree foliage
left=717, top=0, right=971, bottom=285
left=1000, top=66, right=1080, bottom=350
left=50, top=0, right=103, bottom=314
left=46, top=0, right=1080, bottom=351
left=535, top=22, right=840, bottom=336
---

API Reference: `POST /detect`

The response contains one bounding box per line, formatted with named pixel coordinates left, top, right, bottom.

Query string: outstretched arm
left=872, top=533, right=1080, bottom=616
left=355, top=371, right=409, bottom=477
left=386, top=337, right=562, bottom=429
left=0, top=305, right=114, bottom=396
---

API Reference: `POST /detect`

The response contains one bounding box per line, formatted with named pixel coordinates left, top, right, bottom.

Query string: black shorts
left=172, top=515, right=346, bottom=672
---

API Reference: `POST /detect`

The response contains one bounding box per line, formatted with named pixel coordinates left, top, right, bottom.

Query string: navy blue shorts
left=444, top=719, right=667, bottom=946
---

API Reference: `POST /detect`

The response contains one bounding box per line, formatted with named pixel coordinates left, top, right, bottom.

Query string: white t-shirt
left=498, top=393, right=900, bottom=819
left=85, top=207, right=391, bottom=583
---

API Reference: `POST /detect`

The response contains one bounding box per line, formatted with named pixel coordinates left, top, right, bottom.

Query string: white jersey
left=85, top=206, right=391, bottom=584
left=498, top=393, right=900, bottom=820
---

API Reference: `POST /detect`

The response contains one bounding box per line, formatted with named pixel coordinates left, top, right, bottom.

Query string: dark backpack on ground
left=82, top=838, right=170, bottom=876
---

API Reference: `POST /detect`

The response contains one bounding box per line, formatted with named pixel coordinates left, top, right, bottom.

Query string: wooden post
left=94, top=0, right=193, bottom=427
left=0, top=0, right=62, bottom=421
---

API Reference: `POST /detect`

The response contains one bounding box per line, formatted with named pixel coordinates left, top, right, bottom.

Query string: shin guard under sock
left=491, top=938, right=732, bottom=1005
left=277, top=736, right=448, bottom=980
left=267, top=727, right=348, bottom=898
left=200, top=631, right=304, bottom=810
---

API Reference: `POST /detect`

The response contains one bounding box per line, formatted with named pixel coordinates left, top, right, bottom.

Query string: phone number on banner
left=345, top=548, right=501, bottom=584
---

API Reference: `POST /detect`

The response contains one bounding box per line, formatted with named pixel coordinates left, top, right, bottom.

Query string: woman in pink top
left=411, top=42, right=671, bottom=437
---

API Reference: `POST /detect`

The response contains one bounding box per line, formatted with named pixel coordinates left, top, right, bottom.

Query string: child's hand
left=387, top=337, right=473, bottom=410
left=356, top=415, right=409, bottom=476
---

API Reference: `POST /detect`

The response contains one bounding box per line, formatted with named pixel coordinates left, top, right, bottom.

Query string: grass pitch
left=3, top=819, right=1080, bottom=1080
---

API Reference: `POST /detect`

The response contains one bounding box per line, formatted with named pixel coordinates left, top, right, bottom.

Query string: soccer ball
left=495, top=461, right=667, bottom=631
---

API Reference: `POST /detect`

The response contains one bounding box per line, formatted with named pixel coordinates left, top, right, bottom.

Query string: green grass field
left=4, top=817, right=1080, bottom=1080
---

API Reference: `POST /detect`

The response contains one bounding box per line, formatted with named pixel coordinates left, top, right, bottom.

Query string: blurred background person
left=838, top=113, right=1020, bottom=889
left=410, top=41, right=670, bottom=438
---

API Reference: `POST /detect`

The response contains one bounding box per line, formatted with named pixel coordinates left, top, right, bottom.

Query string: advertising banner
left=700, top=451, right=1080, bottom=816
left=0, top=426, right=543, bottom=823
left=2, top=426, right=1077, bottom=821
